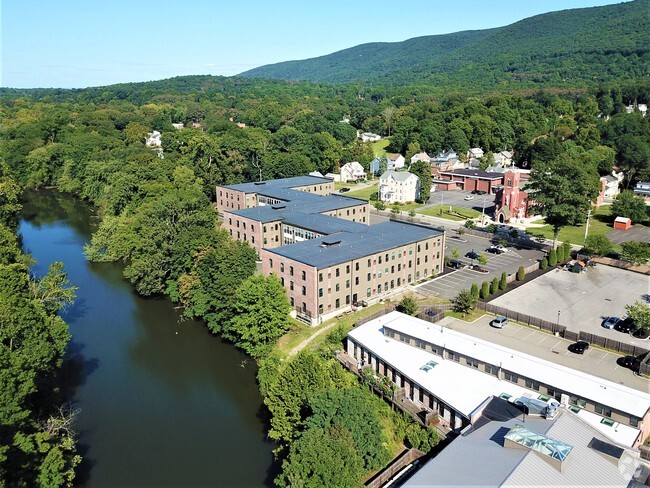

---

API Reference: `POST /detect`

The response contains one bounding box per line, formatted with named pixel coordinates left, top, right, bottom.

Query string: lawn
left=525, top=206, right=619, bottom=247
left=419, top=205, right=482, bottom=221
left=371, top=138, right=390, bottom=157
left=346, top=183, right=379, bottom=200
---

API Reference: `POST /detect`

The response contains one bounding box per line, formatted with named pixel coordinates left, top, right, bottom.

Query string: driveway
left=490, top=265, right=650, bottom=347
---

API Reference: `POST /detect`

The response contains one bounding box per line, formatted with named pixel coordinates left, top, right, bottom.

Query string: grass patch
left=420, top=205, right=482, bottom=221
left=445, top=309, right=486, bottom=322
left=388, top=202, right=425, bottom=213
left=371, top=138, right=390, bottom=157
left=526, top=206, right=620, bottom=247
left=347, top=183, right=379, bottom=201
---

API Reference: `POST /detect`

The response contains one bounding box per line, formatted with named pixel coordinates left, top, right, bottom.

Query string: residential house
left=467, top=147, right=484, bottom=160
left=601, top=174, right=621, bottom=200
left=432, top=150, right=461, bottom=171
left=379, top=170, right=420, bottom=204
left=410, top=152, right=430, bottom=165
left=634, top=181, right=650, bottom=201
left=308, top=171, right=324, bottom=178
left=171, top=123, right=184, bottom=130
left=493, top=150, right=514, bottom=167
left=386, top=153, right=406, bottom=171
left=358, top=131, right=382, bottom=142
left=626, top=103, right=648, bottom=117
left=340, top=161, right=366, bottom=183
left=324, top=172, right=341, bottom=182
left=145, top=130, right=162, bottom=147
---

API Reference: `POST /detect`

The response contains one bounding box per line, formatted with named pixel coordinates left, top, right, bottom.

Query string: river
left=19, top=190, right=275, bottom=487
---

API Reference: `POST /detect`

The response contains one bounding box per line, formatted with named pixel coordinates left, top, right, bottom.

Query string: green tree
left=556, top=245, right=565, bottom=263
left=31, top=262, right=77, bottom=315
left=453, top=289, right=478, bottom=315
left=397, top=295, right=418, bottom=316
left=517, top=266, right=525, bottom=281
left=540, top=257, right=548, bottom=269
left=470, top=283, right=479, bottom=300
left=477, top=254, right=488, bottom=265
left=611, top=190, right=649, bottom=222
left=451, top=248, right=460, bottom=259
left=548, top=248, right=558, bottom=267
left=464, top=219, right=476, bottom=230
left=527, top=158, right=600, bottom=248
left=390, top=205, right=400, bottom=217
left=410, top=160, right=432, bottom=203
left=499, top=272, right=507, bottom=291
left=584, top=235, right=613, bottom=256
left=562, top=241, right=572, bottom=261
left=625, top=301, right=650, bottom=333
left=226, top=275, right=290, bottom=358
left=491, top=277, right=499, bottom=294
left=621, top=241, right=650, bottom=265
left=480, top=281, right=490, bottom=300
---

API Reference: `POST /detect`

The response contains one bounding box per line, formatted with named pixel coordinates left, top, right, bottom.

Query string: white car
left=464, top=195, right=474, bottom=201
left=491, top=316, right=509, bottom=328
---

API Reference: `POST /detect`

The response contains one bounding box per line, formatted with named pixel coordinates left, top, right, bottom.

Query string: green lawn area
left=388, top=202, right=425, bottom=213
left=346, top=184, right=379, bottom=200
left=445, top=309, right=487, bottom=322
left=525, top=206, right=618, bottom=247
left=419, top=205, right=482, bottom=221
left=371, top=138, right=390, bottom=157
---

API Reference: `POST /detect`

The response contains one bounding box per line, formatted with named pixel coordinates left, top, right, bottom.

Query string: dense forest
left=241, top=0, right=650, bottom=90
left=1, top=47, right=650, bottom=484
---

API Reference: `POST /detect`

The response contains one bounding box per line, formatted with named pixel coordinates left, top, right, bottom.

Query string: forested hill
left=240, top=0, right=650, bottom=90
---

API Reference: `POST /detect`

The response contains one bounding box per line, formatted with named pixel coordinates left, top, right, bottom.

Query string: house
left=601, top=174, right=621, bottom=200
left=379, top=170, right=420, bottom=204
left=410, top=152, right=430, bottom=165
left=324, top=172, right=341, bottom=182
left=386, top=153, right=406, bottom=171
left=493, top=150, right=514, bottom=166
left=626, top=103, right=648, bottom=117
left=357, top=131, right=382, bottom=142
left=340, top=161, right=366, bottom=183
left=634, top=181, right=650, bottom=201
left=308, top=171, right=324, bottom=178
left=432, top=150, right=460, bottom=170
left=145, top=131, right=162, bottom=147
left=171, top=123, right=184, bottom=130
left=467, top=147, right=484, bottom=160
left=369, top=157, right=383, bottom=176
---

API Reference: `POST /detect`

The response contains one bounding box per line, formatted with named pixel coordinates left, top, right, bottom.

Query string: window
left=346, top=265, right=350, bottom=274
left=335, top=284, right=340, bottom=292
left=290, top=281, right=294, bottom=291
left=346, top=279, right=350, bottom=289
left=318, top=304, right=323, bottom=314
left=466, top=358, right=479, bottom=368
left=367, top=259, right=371, bottom=267
left=417, top=245, right=421, bottom=252
left=378, top=256, right=382, bottom=264
left=415, top=339, right=426, bottom=349
left=398, top=264, right=401, bottom=271
left=385, top=253, right=389, bottom=262
left=367, top=272, right=371, bottom=281
left=408, top=260, right=412, bottom=268
left=302, top=270, right=306, bottom=280
left=486, top=364, right=498, bottom=376
left=391, top=252, right=395, bottom=261
left=355, top=263, right=359, bottom=271
left=302, top=286, right=306, bottom=296
left=290, top=266, right=294, bottom=276
left=269, top=259, right=273, bottom=268
left=391, top=265, right=394, bottom=273
left=336, top=268, right=340, bottom=277
left=228, top=218, right=232, bottom=225
left=630, top=417, right=639, bottom=427
left=504, top=371, right=519, bottom=383
left=407, top=274, right=412, bottom=283
left=290, top=297, right=294, bottom=306
left=367, top=288, right=371, bottom=297
left=355, top=277, right=359, bottom=285
left=280, top=263, right=284, bottom=272
left=318, top=272, right=323, bottom=282
left=345, top=295, right=350, bottom=304
left=377, top=284, right=382, bottom=293
left=318, top=288, right=323, bottom=297
left=335, top=298, right=340, bottom=308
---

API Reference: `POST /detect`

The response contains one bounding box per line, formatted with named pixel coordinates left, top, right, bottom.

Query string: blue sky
left=2, top=0, right=622, bottom=88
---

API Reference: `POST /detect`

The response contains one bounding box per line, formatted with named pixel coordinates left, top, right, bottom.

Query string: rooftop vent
left=320, top=239, right=341, bottom=248
left=253, top=181, right=266, bottom=185
left=271, top=205, right=286, bottom=210
left=588, top=438, right=624, bottom=461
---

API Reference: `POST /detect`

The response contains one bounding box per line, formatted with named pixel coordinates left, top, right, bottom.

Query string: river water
left=19, top=190, right=275, bottom=487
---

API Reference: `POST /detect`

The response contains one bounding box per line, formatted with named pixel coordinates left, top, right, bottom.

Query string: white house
left=493, top=150, right=513, bottom=167
left=145, top=131, right=162, bottom=147
left=432, top=150, right=461, bottom=170
left=386, top=153, right=406, bottom=171
left=358, top=131, right=382, bottom=142
left=410, top=152, right=430, bottom=165
left=467, top=147, right=484, bottom=160
left=171, top=123, right=184, bottom=130
left=626, top=103, right=648, bottom=117
left=324, top=172, right=341, bottom=182
left=340, top=161, right=366, bottom=182
left=601, top=175, right=620, bottom=199
left=379, top=170, right=420, bottom=204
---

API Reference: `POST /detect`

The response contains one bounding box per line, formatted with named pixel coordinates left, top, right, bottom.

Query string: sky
left=1, top=0, right=624, bottom=89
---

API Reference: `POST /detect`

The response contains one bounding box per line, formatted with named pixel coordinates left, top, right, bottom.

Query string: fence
left=365, top=448, right=425, bottom=488
left=477, top=302, right=566, bottom=335
left=354, top=305, right=396, bottom=327
left=577, top=332, right=649, bottom=358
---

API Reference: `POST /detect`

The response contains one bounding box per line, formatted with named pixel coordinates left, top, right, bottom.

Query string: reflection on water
left=20, top=190, right=275, bottom=487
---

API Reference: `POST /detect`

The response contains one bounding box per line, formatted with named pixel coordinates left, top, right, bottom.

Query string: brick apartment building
left=216, top=175, right=445, bottom=325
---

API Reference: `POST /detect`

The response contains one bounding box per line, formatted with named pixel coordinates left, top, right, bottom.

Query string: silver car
left=491, top=316, right=508, bottom=328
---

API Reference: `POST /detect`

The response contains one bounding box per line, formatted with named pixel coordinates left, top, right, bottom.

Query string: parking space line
left=596, top=352, right=610, bottom=365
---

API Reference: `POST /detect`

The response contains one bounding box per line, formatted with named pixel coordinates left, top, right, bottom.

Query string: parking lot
left=490, top=265, right=650, bottom=347
left=416, top=232, right=546, bottom=299
left=428, top=189, right=496, bottom=214
left=440, top=314, right=648, bottom=393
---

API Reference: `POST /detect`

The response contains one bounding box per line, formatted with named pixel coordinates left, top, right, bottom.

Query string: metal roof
left=439, top=169, right=504, bottom=179
left=222, top=175, right=333, bottom=193
left=265, top=221, right=443, bottom=268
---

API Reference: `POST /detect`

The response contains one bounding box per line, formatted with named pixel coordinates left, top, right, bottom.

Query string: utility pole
left=583, top=207, right=592, bottom=246
left=481, top=195, right=487, bottom=226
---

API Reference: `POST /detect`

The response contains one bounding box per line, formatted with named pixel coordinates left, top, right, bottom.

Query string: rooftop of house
left=403, top=398, right=644, bottom=488
left=264, top=221, right=443, bottom=269
left=380, top=170, right=418, bottom=182
left=387, top=153, right=403, bottom=161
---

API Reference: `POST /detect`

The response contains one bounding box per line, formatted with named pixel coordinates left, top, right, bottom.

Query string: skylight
left=505, top=424, right=573, bottom=462
left=420, top=360, right=438, bottom=372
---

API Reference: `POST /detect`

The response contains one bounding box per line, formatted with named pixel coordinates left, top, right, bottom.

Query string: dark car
left=615, top=317, right=635, bottom=333
left=471, top=189, right=479, bottom=194
left=466, top=250, right=480, bottom=260
left=448, top=259, right=465, bottom=269
left=486, top=246, right=506, bottom=254
left=471, top=265, right=489, bottom=273
left=568, top=341, right=589, bottom=354
left=617, top=355, right=640, bottom=371
left=339, top=187, right=350, bottom=193
left=477, top=190, right=488, bottom=195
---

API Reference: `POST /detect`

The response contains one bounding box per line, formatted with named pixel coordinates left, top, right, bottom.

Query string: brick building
left=437, top=169, right=504, bottom=193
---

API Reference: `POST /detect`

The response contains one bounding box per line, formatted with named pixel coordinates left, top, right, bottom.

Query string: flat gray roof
left=220, top=175, right=333, bottom=194
left=265, top=221, right=443, bottom=268
left=439, top=169, right=504, bottom=180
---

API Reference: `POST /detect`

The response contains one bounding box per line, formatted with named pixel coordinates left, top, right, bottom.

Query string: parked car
left=630, top=328, right=650, bottom=340
left=464, top=195, right=474, bottom=201
left=477, top=190, right=487, bottom=195
left=568, top=341, right=590, bottom=354
left=471, top=265, right=489, bottom=273
left=487, top=245, right=507, bottom=254
left=617, top=355, right=640, bottom=370
left=471, top=189, right=479, bottom=194
left=448, top=259, right=465, bottom=269
left=615, top=317, right=635, bottom=333
left=466, top=250, right=480, bottom=260
left=601, top=317, right=620, bottom=329
left=490, top=316, right=508, bottom=328
left=339, top=187, right=350, bottom=193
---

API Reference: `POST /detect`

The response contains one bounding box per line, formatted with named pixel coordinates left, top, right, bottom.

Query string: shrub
left=480, top=281, right=490, bottom=299
left=374, top=201, right=386, bottom=210
left=562, top=241, right=572, bottom=260
left=556, top=245, right=565, bottom=263
left=464, top=220, right=476, bottom=230
left=486, top=224, right=498, bottom=233
left=540, top=257, right=548, bottom=269
left=499, top=272, right=507, bottom=291
left=491, top=277, right=499, bottom=294
left=470, top=283, right=479, bottom=300
left=516, top=266, right=525, bottom=281
left=548, top=248, right=557, bottom=267
left=397, top=295, right=418, bottom=316
left=453, top=289, right=477, bottom=315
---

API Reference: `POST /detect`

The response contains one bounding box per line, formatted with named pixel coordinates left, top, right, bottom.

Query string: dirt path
left=288, top=321, right=340, bottom=357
